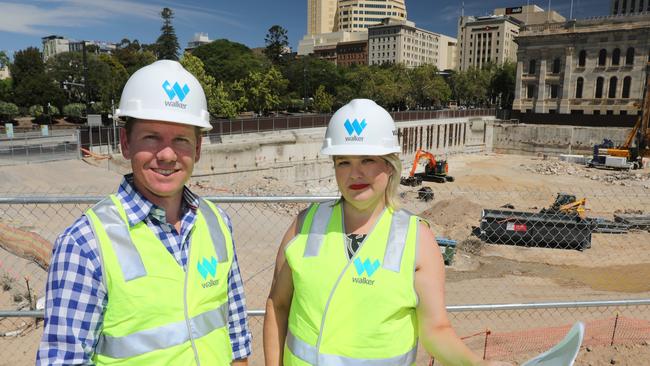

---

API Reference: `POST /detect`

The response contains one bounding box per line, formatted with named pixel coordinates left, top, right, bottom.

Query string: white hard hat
left=116, top=60, right=212, bottom=131
left=321, top=99, right=400, bottom=156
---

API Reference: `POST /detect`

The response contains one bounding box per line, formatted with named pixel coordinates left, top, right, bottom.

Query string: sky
left=0, top=0, right=611, bottom=59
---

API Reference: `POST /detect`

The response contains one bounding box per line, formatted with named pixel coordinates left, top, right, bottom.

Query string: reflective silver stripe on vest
left=96, top=302, right=228, bottom=358
left=198, top=199, right=229, bottom=263
left=382, top=210, right=412, bottom=273
left=287, top=330, right=417, bottom=366
left=304, top=201, right=336, bottom=257
left=92, top=197, right=146, bottom=282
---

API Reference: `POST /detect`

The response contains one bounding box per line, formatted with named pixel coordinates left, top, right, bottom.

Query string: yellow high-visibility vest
left=284, top=200, right=419, bottom=365
left=86, top=195, right=234, bottom=365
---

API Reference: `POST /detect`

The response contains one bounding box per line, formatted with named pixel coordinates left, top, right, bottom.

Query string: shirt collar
left=116, top=174, right=200, bottom=227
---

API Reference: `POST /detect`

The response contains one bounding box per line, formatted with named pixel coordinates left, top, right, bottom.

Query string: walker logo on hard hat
left=344, top=118, right=367, bottom=142
left=197, top=256, right=219, bottom=288
left=162, top=80, right=190, bottom=110
left=352, top=257, right=380, bottom=286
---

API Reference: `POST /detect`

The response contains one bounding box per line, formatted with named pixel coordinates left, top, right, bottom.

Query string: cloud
left=0, top=0, right=245, bottom=36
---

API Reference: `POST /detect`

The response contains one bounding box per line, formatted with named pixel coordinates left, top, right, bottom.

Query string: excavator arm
left=408, top=149, right=436, bottom=177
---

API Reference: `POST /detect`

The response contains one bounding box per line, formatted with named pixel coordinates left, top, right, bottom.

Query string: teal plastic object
left=522, top=322, right=585, bottom=366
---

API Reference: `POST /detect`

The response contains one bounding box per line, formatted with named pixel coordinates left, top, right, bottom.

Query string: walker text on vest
left=352, top=277, right=375, bottom=286
left=202, top=279, right=219, bottom=288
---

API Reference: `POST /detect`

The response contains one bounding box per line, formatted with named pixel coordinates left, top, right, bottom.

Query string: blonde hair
left=382, top=153, right=402, bottom=210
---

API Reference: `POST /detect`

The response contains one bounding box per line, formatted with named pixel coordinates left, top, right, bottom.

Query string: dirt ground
left=1, top=153, right=649, bottom=365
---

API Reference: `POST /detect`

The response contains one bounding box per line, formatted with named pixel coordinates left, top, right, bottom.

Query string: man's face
left=120, top=119, right=201, bottom=202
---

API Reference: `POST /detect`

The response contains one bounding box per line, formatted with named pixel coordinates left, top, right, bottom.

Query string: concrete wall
left=192, top=116, right=496, bottom=185
left=491, top=122, right=632, bottom=156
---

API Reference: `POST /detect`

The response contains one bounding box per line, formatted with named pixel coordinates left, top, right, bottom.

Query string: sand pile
left=419, top=196, right=483, bottom=242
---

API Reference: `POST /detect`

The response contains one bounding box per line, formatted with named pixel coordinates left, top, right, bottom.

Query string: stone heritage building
left=512, top=14, right=650, bottom=115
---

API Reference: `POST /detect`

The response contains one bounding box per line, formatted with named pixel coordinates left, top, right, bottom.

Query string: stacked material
left=613, top=213, right=650, bottom=231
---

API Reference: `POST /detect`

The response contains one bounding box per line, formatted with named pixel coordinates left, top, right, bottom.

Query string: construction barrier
left=1, top=183, right=649, bottom=364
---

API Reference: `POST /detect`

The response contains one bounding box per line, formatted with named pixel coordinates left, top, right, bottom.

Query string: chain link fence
left=0, top=130, right=80, bottom=167
left=1, top=181, right=649, bottom=364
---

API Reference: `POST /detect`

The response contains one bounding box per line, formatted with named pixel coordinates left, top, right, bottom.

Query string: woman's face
left=334, top=155, right=393, bottom=210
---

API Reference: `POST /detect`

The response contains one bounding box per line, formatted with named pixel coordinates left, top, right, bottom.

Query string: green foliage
left=0, top=101, right=19, bottom=122
left=155, top=7, right=180, bottom=60
left=239, top=67, right=288, bottom=114
left=48, top=105, right=60, bottom=115
left=92, top=54, right=129, bottom=107
left=264, top=25, right=289, bottom=64
left=63, top=103, right=86, bottom=123
left=12, top=47, right=64, bottom=108
left=490, top=62, right=516, bottom=108
left=29, top=104, right=43, bottom=117
left=407, top=64, right=451, bottom=108
left=90, top=102, right=108, bottom=114
left=0, top=78, right=13, bottom=102
left=114, top=39, right=156, bottom=75
left=313, top=85, right=335, bottom=113
left=280, top=56, right=340, bottom=104
left=0, top=51, right=9, bottom=69
left=191, top=39, right=265, bottom=84
left=180, top=53, right=239, bottom=119
left=47, top=52, right=127, bottom=108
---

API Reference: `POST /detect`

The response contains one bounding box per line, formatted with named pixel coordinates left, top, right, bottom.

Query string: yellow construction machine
left=590, top=61, right=650, bottom=169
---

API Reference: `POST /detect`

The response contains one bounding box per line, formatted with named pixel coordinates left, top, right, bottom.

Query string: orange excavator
left=400, top=149, right=454, bottom=186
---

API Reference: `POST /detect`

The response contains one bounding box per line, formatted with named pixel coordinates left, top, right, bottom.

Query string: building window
left=622, top=76, right=631, bottom=98
left=598, top=49, right=607, bottom=66
left=595, top=77, right=604, bottom=98
left=608, top=77, right=618, bottom=98
left=528, top=59, right=536, bottom=74
left=578, top=50, right=586, bottom=67
left=550, top=84, right=559, bottom=98
left=626, top=47, right=635, bottom=65
left=552, top=58, right=561, bottom=73
left=527, top=84, right=535, bottom=98
left=612, top=48, right=621, bottom=65
left=576, top=77, right=584, bottom=99
left=614, top=0, right=619, bottom=14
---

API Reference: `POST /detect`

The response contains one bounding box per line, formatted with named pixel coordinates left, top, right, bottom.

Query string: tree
left=114, top=39, right=156, bottom=75
left=264, top=25, right=289, bottom=64
left=11, top=47, right=64, bottom=108
left=408, top=65, right=451, bottom=108
left=155, top=7, right=180, bottom=60
left=0, top=101, right=19, bottom=122
left=192, top=39, right=265, bottom=84
left=241, top=67, right=288, bottom=114
left=490, top=62, right=516, bottom=108
left=0, top=79, right=12, bottom=102
left=313, top=85, right=334, bottom=113
left=0, top=51, right=9, bottom=69
left=180, top=52, right=239, bottom=119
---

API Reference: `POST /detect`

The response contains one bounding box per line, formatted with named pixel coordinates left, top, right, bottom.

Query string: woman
left=264, top=99, right=510, bottom=366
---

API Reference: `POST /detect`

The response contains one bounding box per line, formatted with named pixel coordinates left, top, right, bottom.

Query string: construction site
left=1, top=102, right=650, bottom=364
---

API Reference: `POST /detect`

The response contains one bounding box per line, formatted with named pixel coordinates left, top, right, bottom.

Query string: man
left=37, top=60, right=251, bottom=365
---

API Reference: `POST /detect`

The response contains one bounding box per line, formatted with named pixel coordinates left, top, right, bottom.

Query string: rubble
left=524, top=160, right=650, bottom=186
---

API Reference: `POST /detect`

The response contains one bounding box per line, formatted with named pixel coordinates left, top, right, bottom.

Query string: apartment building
left=368, top=19, right=457, bottom=70
left=42, top=35, right=116, bottom=61
left=457, top=5, right=565, bottom=71
left=299, top=0, right=406, bottom=55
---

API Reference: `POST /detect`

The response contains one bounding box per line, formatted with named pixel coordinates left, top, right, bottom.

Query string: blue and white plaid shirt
left=37, top=174, right=251, bottom=365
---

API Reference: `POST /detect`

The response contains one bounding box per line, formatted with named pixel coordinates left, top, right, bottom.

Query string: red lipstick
left=349, top=184, right=369, bottom=190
